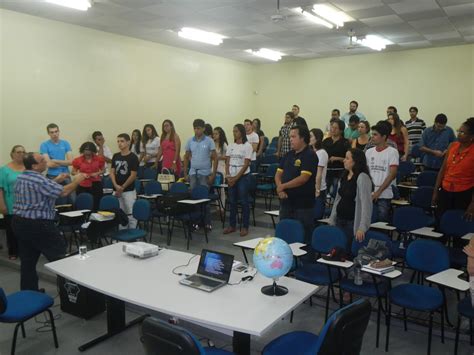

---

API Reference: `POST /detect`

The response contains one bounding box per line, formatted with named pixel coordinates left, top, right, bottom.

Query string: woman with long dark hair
left=328, top=148, right=373, bottom=250
left=72, top=142, right=105, bottom=210
left=310, top=128, right=328, bottom=201
left=224, top=124, right=253, bottom=237
left=141, top=124, right=160, bottom=167
left=252, top=118, right=266, bottom=159
left=213, top=127, right=228, bottom=178
left=130, top=129, right=142, bottom=159
left=387, top=113, right=409, bottom=161
left=156, top=119, right=181, bottom=176
left=352, top=121, right=370, bottom=151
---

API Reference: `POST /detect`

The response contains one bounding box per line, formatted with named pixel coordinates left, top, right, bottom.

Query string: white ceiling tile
left=408, top=17, right=452, bottom=29
left=398, top=40, right=432, bottom=47
left=346, top=5, right=395, bottom=19
left=389, top=0, right=440, bottom=14
left=437, top=0, right=474, bottom=6
left=398, top=9, right=445, bottom=21
left=424, top=31, right=462, bottom=40
left=443, top=3, right=474, bottom=16
left=330, top=0, right=384, bottom=12
left=359, top=14, right=404, bottom=26
left=109, top=0, right=163, bottom=10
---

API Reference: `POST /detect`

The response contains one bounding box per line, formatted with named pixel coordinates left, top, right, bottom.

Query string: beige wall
left=1, top=9, right=473, bottom=163
left=255, top=44, right=474, bottom=137
left=0, top=9, right=257, bottom=163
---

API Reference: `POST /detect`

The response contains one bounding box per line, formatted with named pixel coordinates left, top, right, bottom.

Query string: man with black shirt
left=275, top=125, right=318, bottom=242
left=110, top=133, right=139, bottom=228
left=292, top=104, right=308, bottom=128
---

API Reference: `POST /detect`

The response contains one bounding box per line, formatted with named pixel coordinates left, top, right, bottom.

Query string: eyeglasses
left=15, top=151, right=26, bottom=154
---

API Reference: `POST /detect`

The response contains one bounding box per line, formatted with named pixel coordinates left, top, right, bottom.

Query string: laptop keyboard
left=187, top=275, right=222, bottom=288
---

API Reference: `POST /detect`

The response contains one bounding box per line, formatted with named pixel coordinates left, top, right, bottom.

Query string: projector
left=123, top=242, right=159, bottom=259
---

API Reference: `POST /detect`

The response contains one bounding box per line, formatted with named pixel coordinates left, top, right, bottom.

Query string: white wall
left=255, top=44, right=474, bottom=137
left=0, top=9, right=257, bottom=162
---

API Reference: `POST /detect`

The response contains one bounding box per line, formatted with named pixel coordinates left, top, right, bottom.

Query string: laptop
left=179, top=249, right=234, bottom=292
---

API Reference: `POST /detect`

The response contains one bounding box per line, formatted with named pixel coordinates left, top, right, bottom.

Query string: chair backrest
left=133, top=199, right=151, bottom=222
left=264, top=163, right=279, bottom=179
left=140, top=317, right=204, bottom=355
left=143, top=167, right=158, bottom=180
left=0, top=288, right=7, bottom=314
left=169, top=182, right=189, bottom=194
left=351, top=231, right=393, bottom=259
left=315, top=299, right=372, bottom=355
left=191, top=185, right=209, bottom=200
left=397, top=161, right=416, bottom=181
left=102, top=176, right=113, bottom=189
left=75, top=193, right=94, bottom=210
left=261, top=154, right=278, bottom=165
left=275, top=219, right=305, bottom=244
left=313, top=197, right=325, bottom=221
left=416, top=170, right=438, bottom=187
left=406, top=239, right=449, bottom=274
left=248, top=174, right=257, bottom=195
left=270, top=136, right=279, bottom=148
left=144, top=181, right=163, bottom=195
left=311, top=226, right=347, bottom=254
left=263, top=136, right=269, bottom=150
left=440, top=209, right=474, bottom=238
left=392, top=206, right=432, bottom=232
left=411, top=186, right=434, bottom=210
left=99, top=195, right=120, bottom=210
left=135, top=179, right=143, bottom=194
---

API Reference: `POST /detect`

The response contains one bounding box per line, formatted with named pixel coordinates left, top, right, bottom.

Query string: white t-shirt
left=95, top=143, right=113, bottom=174
left=316, top=149, right=328, bottom=192
left=246, top=132, right=259, bottom=161
left=144, top=137, right=160, bottom=163
left=366, top=146, right=399, bottom=199
left=226, top=142, right=253, bottom=177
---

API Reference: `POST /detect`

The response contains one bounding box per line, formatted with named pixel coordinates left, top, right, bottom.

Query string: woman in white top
left=310, top=128, right=328, bottom=202
left=213, top=127, right=228, bottom=207
left=223, top=124, right=253, bottom=237
left=141, top=124, right=160, bottom=168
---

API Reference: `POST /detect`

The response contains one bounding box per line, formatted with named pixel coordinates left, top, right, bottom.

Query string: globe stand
left=261, top=280, right=288, bottom=297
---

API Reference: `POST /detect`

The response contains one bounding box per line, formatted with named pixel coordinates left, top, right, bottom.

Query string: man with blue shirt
left=40, top=123, right=73, bottom=179
left=341, top=100, right=367, bottom=126
left=420, top=113, right=456, bottom=171
left=183, top=119, right=218, bottom=229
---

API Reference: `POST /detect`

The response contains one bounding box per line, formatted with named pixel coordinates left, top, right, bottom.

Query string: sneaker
left=205, top=224, right=212, bottom=232
left=223, top=227, right=237, bottom=234
left=240, top=228, right=249, bottom=237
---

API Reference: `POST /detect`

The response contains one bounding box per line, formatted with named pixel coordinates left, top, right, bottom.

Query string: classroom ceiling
left=1, top=0, right=473, bottom=63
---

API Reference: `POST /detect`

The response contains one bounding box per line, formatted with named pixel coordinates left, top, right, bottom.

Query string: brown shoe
left=223, top=227, right=237, bottom=234
left=240, top=228, right=249, bottom=237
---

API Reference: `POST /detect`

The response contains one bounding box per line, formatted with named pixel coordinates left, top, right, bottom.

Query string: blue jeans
left=228, top=174, right=250, bottom=229
left=373, top=199, right=391, bottom=223
left=190, top=174, right=211, bottom=225
left=280, top=202, right=315, bottom=244
left=12, top=216, right=67, bottom=290
left=336, top=216, right=354, bottom=252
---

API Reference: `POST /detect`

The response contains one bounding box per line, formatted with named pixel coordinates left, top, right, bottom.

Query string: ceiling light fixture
left=356, top=35, right=393, bottom=51
left=245, top=48, right=284, bottom=61
left=178, top=27, right=226, bottom=46
left=293, top=7, right=333, bottom=29
left=45, top=0, right=92, bottom=11
left=312, top=4, right=352, bottom=28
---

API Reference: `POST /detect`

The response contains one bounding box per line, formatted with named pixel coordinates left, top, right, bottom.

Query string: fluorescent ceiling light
left=245, top=48, right=284, bottom=62
left=293, top=7, right=333, bottom=29
left=312, top=4, right=353, bottom=28
left=178, top=27, right=226, bottom=46
left=45, top=0, right=91, bottom=11
left=356, top=35, right=393, bottom=51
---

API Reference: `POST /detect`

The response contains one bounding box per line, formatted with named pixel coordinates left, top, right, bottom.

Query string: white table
left=317, top=218, right=331, bottom=224
left=59, top=209, right=91, bottom=218
left=137, top=194, right=163, bottom=199
left=370, top=222, right=396, bottom=232
left=233, top=237, right=307, bottom=264
left=397, top=183, right=419, bottom=190
left=264, top=210, right=279, bottom=228
left=45, top=243, right=317, bottom=354
left=462, top=233, right=474, bottom=241
left=426, top=268, right=469, bottom=292
left=410, top=227, right=443, bottom=239
left=391, top=199, right=410, bottom=206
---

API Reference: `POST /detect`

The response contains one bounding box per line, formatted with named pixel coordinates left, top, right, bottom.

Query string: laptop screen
left=197, top=249, right=234, bottom=282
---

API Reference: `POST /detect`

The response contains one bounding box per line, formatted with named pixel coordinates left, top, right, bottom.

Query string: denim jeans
left=12, top=216, right=67, bottom=290
left=280, top=202, right=315, bottom=244
left=373, top=198, right=391, bottom=223
left=190, top=174, right=211, bottom=225
left=228, top=174, right=250, bottom=229
left=336, top=216, right=355, bottom=252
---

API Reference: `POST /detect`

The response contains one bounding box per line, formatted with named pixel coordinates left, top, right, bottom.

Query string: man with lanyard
left=275, top=125, right=318, bottom=243
left=12, top=152, right=84, bottom=291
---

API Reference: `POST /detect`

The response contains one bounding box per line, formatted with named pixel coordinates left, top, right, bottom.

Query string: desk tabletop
left=264, top=210, right=279, bottom=217
left=233, top=238, right=307, bottom=257
left=426, top=268, right=469, bottom=291
left=59, top=209, right=91, bottom=217
left=397, top=184, right=419, bottom=190
left=138, top=194, right=163, bottom=199
left=410, top=227, right=443, bottom=239
left=317, top=257, right=353, bottom=269
left=178, top=199, right=211, bottom=204
left=370, top=222, right=396, bottom=231
left=45, top=243, right=317, bottom=337
left=462, top=233, right=474, bottom=241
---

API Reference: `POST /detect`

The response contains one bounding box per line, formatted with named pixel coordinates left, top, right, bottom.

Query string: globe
left=253, top=237, right=293, bottom=296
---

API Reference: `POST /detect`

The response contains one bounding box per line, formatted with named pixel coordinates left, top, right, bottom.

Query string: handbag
left=157, top=168, right=175, bottom=191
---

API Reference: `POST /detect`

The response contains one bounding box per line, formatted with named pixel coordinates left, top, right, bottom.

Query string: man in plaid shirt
left=276, top=111, right=295, bottom=158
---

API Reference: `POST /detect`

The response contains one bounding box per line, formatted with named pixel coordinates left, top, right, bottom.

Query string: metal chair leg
left=440, top=306, right=445, bottom=344
left=47, top=309, right=59, bottom=348
left=385, top=302, right=391, bottom=352
left=376, top=298, right=381, bottom=348
left=20, top=323, right=26, bottom=338
left=11, top=322, right=21, bottom=355
left=403, top=308, right=408, bottom=331
left=454, top=315, right=461, bottom=355
left=428, top=311, right=433, bottom=355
